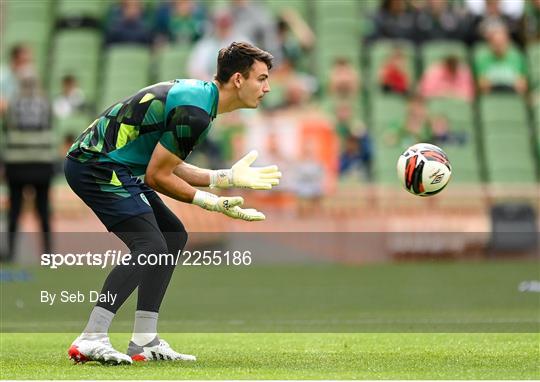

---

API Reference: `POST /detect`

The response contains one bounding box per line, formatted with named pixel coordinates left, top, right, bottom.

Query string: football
left=397, top=143, right=452, bottom=196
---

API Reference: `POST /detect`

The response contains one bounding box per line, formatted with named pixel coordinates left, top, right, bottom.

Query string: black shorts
left=64, top=158, right=157, bottom=230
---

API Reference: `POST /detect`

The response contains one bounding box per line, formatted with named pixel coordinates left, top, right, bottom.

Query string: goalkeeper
left=64, top=42, right=280, bottom=365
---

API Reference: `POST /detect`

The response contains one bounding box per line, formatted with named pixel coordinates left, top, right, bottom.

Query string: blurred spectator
left=369, top=0, right=417, bottom=42
left=414, top=0, right=468, bottom=42
left=336, top=103, right=372, bottom=180
left=294, top=141, right=325, bottom=217
left=274, top=76, right=313, bottom=110
left=187, top=9, right=248, bottom=81
left=276, top=9, right=315, bottom=70
left=53, top=75, right=86, bottom=118
left=329, top=57, right=361, bottom=100
left=379, top=45, right=410, bottom=95
left=465, top=0, right=525, bottom=20
left=467, top=0, right=524, bottom=45
left=419, top=55, right=475, bottom=101
left=2, top=70, right=54, bottom=262
left=475, top=22, right=528, bottom=94
left=154, top=0, right=206, bottom=45
left=386, top=94, right=432, bottom=147
left=105, top=0, right=153, bottom=46
left=0, top=44, right=34, bottom=114
left=524, top=0, right=540, bottom=42
left=230, top=0, right=282, bottom=64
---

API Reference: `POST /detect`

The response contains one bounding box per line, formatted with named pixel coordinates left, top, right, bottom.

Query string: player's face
left=238, top=60, right=271, bottom=108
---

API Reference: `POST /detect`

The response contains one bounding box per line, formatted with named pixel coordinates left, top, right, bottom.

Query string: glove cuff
left=209, top=169, right=233, bottom=189
left=192, top=190, right=219, bottom=211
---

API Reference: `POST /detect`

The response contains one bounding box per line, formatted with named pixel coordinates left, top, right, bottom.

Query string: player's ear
left=233, top=73, right=243, bottom=89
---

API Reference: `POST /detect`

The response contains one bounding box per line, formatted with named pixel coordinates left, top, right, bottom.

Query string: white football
left=397, top=143, right=452, bottom=196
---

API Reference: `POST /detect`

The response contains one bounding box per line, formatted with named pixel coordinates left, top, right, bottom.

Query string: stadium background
left=0, top=1, right=539, bottom=379
left=1, top=0, right=539, bottom=251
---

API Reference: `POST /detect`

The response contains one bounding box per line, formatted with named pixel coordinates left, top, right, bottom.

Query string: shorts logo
left=140, top=193, right=150, bottom=206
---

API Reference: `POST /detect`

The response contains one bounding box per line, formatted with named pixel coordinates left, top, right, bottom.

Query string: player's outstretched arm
left=209, top=150, right=282, bottom=190
left=146, top=143, right=265, bottom=221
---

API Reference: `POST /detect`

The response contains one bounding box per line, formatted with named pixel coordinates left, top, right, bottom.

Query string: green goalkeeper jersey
left=67, top=79, right=219, bottom=176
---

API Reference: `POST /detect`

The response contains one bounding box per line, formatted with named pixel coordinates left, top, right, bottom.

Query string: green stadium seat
left=372, top=94, right=406, bottom=132
left=104, top=46, right=151, bottom=83
left=479, top=94, right=528, bottom=132
left=527, top=42, right=540, bottom=88
left=428, top=99, right=474, bottom=132
left=421, top=41, right=468, bottom=68
left=51, top=31, right=102, bottom=103
left=99, top=46, right=152, bottom=111
left=156, top=44, right=192, bottom=81
left=427, top=99, right=480, bottom=182
left=55, top=113, right=94, bottom=139
left=479, top=95, right=536, bottom=182
left=483, top=131, right=536, bottom=183
left=56, top=0, right=106, bottom=19
left=313, top=0, right=362, bottom=81
left=370, top=95, right=408, bottom=184
left=6, top=0, right=53, bottom=23
left=314, top=1, right=360, bottom=19
left=3, top=19, right=51, bottom=77
left=442, top=144, right=481, bottom=183
left=265, top=0, right=309, bottom=19
left=373, top=141, right=403, bottom=184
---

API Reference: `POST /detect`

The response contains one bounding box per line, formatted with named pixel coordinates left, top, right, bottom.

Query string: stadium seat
left=370, top=95, right=407, bottom=184
left=429, top=99, right=474, bottom=132
left=479, top=94, right=528, bottom=131
left=156, top=44, right=192, bottom=82
left=479, top=95, right=536, bottom=182
left=443, top=144, right=481, bottom=183
left=3, top=20, right=51, bottom=77
left=5, top=0, right=52, bottom=23
left=100, top=46, right=151, bottom=110
left=371, top=94, right=406, bottom=132
left=266, top=0, right=309, bottom=19
left=314, top=1, right=360, bottom=20
left=55, top=113, right=94, bottom=140
left=51, top=30, right=102, bottom=103
left=527, top=42, right=540, bottom=88
left=56, top=0, right=106, bottom=19
left=421, top=41, right=467, bottom=68
left=313, top=1, right=362, bottom=81
left=428, top=99, right=480, bottom=182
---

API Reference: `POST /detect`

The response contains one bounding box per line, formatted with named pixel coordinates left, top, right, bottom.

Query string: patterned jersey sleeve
left=159, top=105, right=212, bottom=160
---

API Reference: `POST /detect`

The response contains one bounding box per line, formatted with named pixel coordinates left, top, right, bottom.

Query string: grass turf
left=0, top=332, right=538, bottom=379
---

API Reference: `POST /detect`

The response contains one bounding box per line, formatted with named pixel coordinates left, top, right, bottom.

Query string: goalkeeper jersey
left=67, top=79, right=219, bottom=176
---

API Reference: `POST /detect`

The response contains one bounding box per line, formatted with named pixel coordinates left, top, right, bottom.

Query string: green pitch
left=0, top=332, right=538, bottom=379
left=1, top=261, right=539, bottom=379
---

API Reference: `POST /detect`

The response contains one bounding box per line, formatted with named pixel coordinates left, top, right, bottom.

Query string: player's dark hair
left=215, top=42, right=273, bottom=84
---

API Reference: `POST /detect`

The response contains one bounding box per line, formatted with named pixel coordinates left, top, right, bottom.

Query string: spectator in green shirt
left=475, top=22, right=528, bottom=94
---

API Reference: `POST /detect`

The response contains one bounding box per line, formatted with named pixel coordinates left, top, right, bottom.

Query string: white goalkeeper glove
left=209, top=150, right=281, bottom=190
left=192, top=190, right=265, bottom=221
